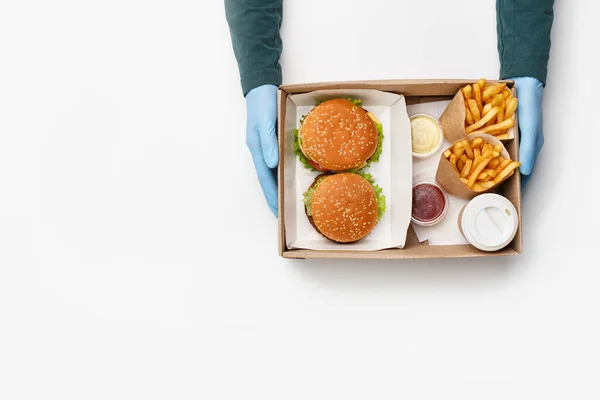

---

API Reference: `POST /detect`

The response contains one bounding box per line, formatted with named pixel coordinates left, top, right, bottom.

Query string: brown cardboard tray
left=277, top=80, right=521, bottom=260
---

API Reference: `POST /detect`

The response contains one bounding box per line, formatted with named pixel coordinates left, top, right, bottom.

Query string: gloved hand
left=511, top=77, right=544, bottom=189
left=245, top=84, right=279, bottom=217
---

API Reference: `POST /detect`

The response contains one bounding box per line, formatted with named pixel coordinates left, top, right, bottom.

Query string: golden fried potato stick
left=482, top=103, right=492, bottom=116
left=462, top=85, right=472, bottom=100
left=468, top=158, right=491, bottom=188
left=479, top=174, right=493, bottom=183
left=465, top=107, right=474, bottom=125
left=492, top=93, right=505, bottom=108
left=481, top=145, right=490, bottom=158
left=493, top=161, right=521, bottom=184
left=466, top=106, right=500, bottom=133
left=460, top=159, right=473, bottom=178
left=462, top=139, right=474, bottom=159
left=488, top=157, right=500, bottom=170
left=482, top=168, right=497, bottom=178
left=471, top=137, right=484, bottom=149
left=468, top=99, right=481, bottom=122
left=496, top=105, right=505, bottom=122
left=504, top=97, right=518, bottom=120
left=469, top=118, right=514, bottom=135
left=473, top=84, right=483, bottom=111
left=477, top=172, right=489, bottom=181
left=450, top=154, right=458, bottom=172
left=494, top=159, right=511, bottom=176
left=482, top=83, right=507, bottom=102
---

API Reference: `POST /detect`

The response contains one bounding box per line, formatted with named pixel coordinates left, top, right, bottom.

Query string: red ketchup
left=412, top=183, right=448, bottom=226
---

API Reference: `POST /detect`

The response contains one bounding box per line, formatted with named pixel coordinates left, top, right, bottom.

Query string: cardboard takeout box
left=278, top=80, right=521, bottom=260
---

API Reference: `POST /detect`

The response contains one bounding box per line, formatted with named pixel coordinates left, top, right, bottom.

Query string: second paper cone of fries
left=439, top=80, right=517, bottom=142
left=435, top=133, right=520, bottom=200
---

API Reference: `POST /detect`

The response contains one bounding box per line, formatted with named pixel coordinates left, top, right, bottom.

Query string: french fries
left=461, top=79, right=518, bottom=139
left=462, top=139, right=473, bottom=159
left=468, top=99, right=481, bottom=122
left=465, top=106, right=499, bottom=133
left=462, top=85, right=472, bottom=100
left=469, top=118, right=514, bottom=135
left=443, top=137, right=521, bottom=191
left=465, top=107, right=474, bottom=125
left=473, top=83, right=482, bottom=111
left=460, top=159, right=472, bottom=178
left=493, top=161, right=520, bottom=184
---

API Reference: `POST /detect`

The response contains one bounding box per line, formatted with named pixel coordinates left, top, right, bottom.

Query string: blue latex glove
left=245, top=84, right=279, bottom=217
left=511, top=77, right=544, bottom=189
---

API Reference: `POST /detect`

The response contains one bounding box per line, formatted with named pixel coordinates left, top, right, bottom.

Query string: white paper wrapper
left=407, top=101, right=469, bottom=246
left=284, top=89, right=412, bottom=251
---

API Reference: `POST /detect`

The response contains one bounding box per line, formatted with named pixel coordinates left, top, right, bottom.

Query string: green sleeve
left=497, top=0, right=555, bottom=85
left=225, top=0, right=283, bottom=96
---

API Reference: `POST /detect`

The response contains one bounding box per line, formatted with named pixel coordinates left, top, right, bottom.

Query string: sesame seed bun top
left=299, top=99, right=378, bottom=171
left=309, top=173, right=379, bottom=243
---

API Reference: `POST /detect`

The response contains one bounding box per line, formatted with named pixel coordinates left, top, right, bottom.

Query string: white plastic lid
left=461, top=194, right=519, bottom=252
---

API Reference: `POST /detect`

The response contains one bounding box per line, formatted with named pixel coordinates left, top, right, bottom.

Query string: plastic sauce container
left=410, top=113, right=443, bottom=158
left=458, top=194, right=519, bottom=252
left=411, top=181, right=449, bottom=226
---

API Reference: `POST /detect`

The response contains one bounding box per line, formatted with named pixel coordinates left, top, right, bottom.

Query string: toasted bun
left=299, top=99, right=378, bottom=171
left=307, top=173, right=379, bottom=243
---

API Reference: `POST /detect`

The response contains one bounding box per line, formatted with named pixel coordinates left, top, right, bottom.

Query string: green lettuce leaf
left=315, top=97, right=363, bottom=108
left=356, top=171, right=386, bottom=220
left=302, top=176, right=327, bottom=217
left=367, top=121, right=384, bottom=164
left=345, top=97, right=363, bottom=107
left=293, top=128, right=316, bottom=171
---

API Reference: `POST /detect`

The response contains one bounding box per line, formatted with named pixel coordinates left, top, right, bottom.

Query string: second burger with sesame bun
left=293, top=98, right=383, bottom=172
left=302, top=172, right=386, bottom=243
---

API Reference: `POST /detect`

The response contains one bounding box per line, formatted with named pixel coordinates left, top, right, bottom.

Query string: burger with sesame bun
left=293, top=98, right=383, bottom=172
left=302, top=172, right=386, bottom=243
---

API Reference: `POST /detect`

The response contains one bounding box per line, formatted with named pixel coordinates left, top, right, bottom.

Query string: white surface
left=407, top=101, right=471, bottom=245
left=285, top=89, right=412, bottom=250
left=0, top=1, right=599, bottom=399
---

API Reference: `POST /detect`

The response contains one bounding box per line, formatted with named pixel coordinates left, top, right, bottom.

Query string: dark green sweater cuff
left=242, top=70, right=282, bottom=97
left=500, top=63, right=548, bottom=86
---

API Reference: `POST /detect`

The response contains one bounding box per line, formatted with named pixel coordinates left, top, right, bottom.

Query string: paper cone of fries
left=439, top=82, right=517, bottom=143
left=435, top=133, right=519, bottom=200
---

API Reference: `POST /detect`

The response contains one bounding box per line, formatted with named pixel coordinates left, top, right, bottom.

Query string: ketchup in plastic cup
left=411, top=181, right=449, bottom=226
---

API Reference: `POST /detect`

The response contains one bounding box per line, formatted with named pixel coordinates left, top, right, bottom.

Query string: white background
left=0, top=0, right=598, bottom=398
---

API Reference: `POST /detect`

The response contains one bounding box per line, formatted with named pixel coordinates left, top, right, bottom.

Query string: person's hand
left=511, top=77, right=544, bottom=189
left=245, top=84, right=279, bottom=217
